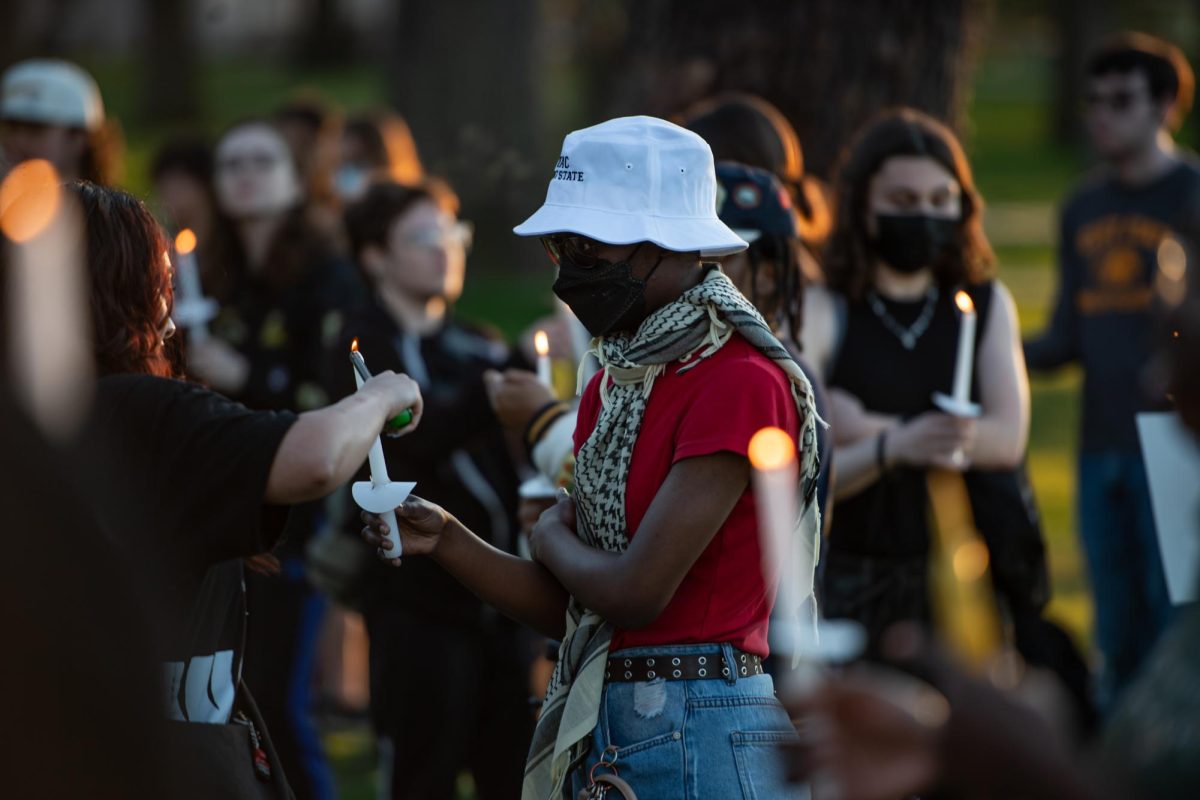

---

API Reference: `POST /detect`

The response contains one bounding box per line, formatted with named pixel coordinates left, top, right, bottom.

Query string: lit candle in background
left=171, top=228, right=216, bottom=343
left=951, top=291, right=977, bottom=405
left=1, top=159, right=94, bottom=439
left=534, top=329, right=552, bottom=389
left=349, top=338, right=415, bottom=558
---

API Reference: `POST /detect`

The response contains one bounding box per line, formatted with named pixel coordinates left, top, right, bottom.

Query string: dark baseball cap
left=715, top=161, right=798, bottom=243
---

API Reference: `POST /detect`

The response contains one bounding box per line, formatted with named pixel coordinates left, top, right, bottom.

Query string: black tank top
left=828, top=281, right=995, bottom=557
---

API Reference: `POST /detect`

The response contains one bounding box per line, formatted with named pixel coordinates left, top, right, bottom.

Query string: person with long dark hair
left=67, top=180, right=422, bottom=798
left=188, top=118, right=365, bottom=800
left=363, top=116, right=820, bottom=799
left=801, top=109, right=1040, bottom=649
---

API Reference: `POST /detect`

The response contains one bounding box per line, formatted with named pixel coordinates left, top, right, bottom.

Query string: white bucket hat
left=1, top=59, right=105, bottom=131
left=514, top=115, right=748, bottom=257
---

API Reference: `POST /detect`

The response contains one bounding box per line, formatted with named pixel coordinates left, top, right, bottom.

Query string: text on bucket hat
left=1, top=59, right=105, bottom=131
left=514, top=115, right=747, bottom=258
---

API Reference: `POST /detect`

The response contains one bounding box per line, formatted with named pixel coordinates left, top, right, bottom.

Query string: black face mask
left=871, top=214, right=959, bottom=274
left=551, top=246, right=663, bottom=337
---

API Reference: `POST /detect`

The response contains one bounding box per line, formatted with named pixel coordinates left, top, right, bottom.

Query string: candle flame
left=350, top=338, right=360, bottom=353
left=174, top=228, right=197, bottom=255
left=955, top=291, right=975, bottom=314
left=0, top=159, right=61, bottom=243
left=534, top=329, right=549, bottom=357
left=748, top=427, right=795, bottom=471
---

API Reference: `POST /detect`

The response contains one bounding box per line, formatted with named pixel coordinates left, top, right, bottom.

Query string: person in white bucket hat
left=0, top=58, right=120, bottom=185
left=360, top=116, right=822, bottom=799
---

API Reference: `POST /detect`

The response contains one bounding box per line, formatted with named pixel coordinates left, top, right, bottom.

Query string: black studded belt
left=605, top=647, right=764, bottom=683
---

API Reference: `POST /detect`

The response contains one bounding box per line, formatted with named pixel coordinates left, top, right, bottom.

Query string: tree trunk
left=387, top=0, right=543, bottom=274
left=293, top=0, right=354, bottom=68
left=1051, top=0, right=1114, bottom=147
left=140, top=0, right=200, bottom=125
left=594, top=0, right=991, bottom=179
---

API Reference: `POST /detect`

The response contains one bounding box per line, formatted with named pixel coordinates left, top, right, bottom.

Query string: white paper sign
left=1136, top=412, right=1200, bottom=604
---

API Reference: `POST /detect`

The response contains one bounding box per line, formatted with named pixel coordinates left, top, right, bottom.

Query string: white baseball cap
left=514, top=115, right=748, bottom=257
left=1, top=59, right=105, bottom=131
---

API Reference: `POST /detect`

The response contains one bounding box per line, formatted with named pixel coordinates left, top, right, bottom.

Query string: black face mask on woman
left=551, top=245, right=664, bottom=337
left=871, top=213, right=960, bottom=274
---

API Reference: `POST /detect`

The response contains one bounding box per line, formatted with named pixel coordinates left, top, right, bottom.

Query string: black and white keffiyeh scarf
left=522, top=267, right=821, bottom=799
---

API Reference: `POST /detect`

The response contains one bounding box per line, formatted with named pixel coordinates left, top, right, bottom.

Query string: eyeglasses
left=541, top=235, right=603, bottom=267
left=401, top=220, right=474, bottom=251
left=1083, top=89, right=1142, bottom=114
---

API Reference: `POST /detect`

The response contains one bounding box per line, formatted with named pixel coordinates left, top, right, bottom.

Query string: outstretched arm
left=266, top=371, right=423, bottom=504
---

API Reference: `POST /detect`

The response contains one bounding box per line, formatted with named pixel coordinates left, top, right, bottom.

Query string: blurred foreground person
left=0, top=176, right=168, bottom=797
left=1025, top=32, right=1197, bottom=706
left=69, top=181, right=422, bottom=798
left=0, top=58, right=121, bottom=184
left=337, top=180, right=529, bottom=800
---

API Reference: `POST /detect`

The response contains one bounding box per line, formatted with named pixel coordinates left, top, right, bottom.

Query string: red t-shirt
left=573, top=334, right=800, bottom=656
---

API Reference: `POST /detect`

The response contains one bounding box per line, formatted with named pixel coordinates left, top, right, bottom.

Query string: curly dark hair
left=824, top=108, right=994, bottom=302
left=68, top=181, right=179, bottom=378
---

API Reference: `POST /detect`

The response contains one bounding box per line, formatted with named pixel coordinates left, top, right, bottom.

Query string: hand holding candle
left=171, top=229, right=217, bottom=343
left=348, top=339, right=418, bottom=559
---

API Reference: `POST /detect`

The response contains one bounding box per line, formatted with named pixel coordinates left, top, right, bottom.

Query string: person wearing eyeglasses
left=361, top=117, right=822, bottom=799
left=1025, top=32, right=1200, bottom=709
left=184, top=118, right=366, bottom=800
left=332, top=179, right=533, bottom=800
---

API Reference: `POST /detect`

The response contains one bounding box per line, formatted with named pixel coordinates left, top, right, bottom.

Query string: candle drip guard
left=352, top=480, right=417, bottom=558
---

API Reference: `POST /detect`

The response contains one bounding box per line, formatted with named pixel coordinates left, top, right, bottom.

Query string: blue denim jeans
left=570, top=643, right=805, bottom=800
left=1078, top=451, right=1174, bottom=707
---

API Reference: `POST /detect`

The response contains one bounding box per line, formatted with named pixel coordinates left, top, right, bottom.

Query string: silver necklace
left=866, top=285, right=939, bottom=350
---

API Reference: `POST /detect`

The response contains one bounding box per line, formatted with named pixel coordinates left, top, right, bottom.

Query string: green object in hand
left=386, top=408, right=414, bottom=431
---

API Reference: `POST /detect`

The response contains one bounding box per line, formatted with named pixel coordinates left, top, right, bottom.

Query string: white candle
left=951, top=291, right=977, bottom=405
left=353, top=364, right=392, bottom=487
left=173, top=229, right=213, bottom=343
left=534, top=329, right=552, bottom=389
left=350, top=339, right=403, bottom=556
left=749, top=427, right=802, bottom=656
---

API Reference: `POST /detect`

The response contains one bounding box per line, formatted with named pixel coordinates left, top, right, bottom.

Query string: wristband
left=524, top=400, right=570, bottom=459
